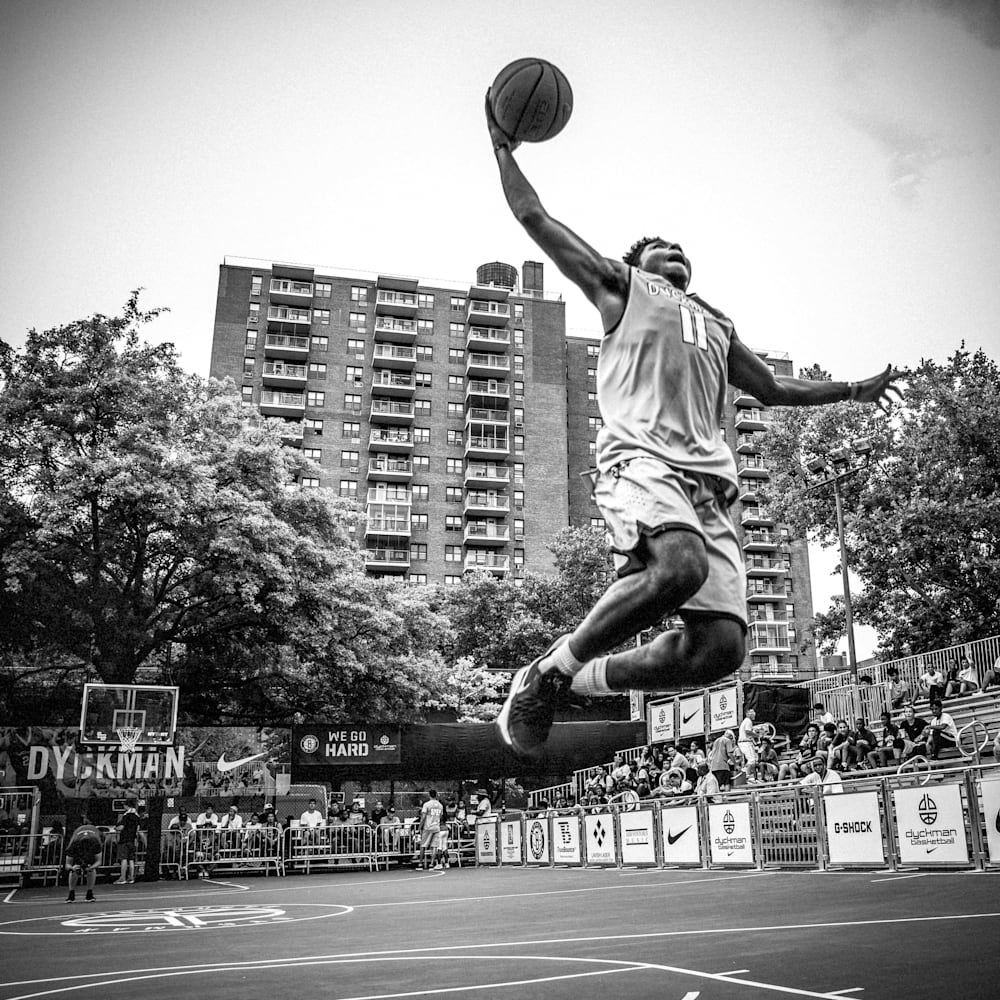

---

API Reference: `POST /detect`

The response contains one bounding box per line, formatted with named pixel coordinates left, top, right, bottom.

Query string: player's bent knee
left=687, top=621, right=746, bottom=681
left=642, top=533, right=708, bottom=607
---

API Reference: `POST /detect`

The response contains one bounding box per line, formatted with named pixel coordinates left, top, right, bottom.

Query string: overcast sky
left=3, top=0, right=999, bottom=660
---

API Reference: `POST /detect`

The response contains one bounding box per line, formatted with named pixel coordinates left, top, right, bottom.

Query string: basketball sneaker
left=66, top=891, right=76, bottom=903
left=85, top=892, right=95, bottom=902
left=495, top=636, right=575, bottom=759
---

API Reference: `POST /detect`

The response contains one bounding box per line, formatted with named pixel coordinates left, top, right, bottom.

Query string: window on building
left=417, top=318, right=433, bottom=335
left=416, top=345, right=434, bottom=360
left=446, top=429, right=462, bottom=446
left=514, top=381, right=524, bottom=400
left=243, top=357, right=255, bottom=378
left=339, top=480, right=357, bottom=497
left=445, top=515, right=462, bottom=531
left=305, top=418, right=324, bottom=434
left=350, top=286, right=368, bottom=305
left=300, top=477, right=320, bottom=489
left=447, top=402, right=463, bottom=418
left=408, top=573, right=428, bottom=585
left=314, top=281, right=332, bottom=298
left=303, top=447, right=322, bottom=461
left=587, top=390, right=598, bottom=403
left=250, top=275, right=263, bottom=296
left=410, top=543, right=427, bottom=561
left=444, top=575, right=462, bottom=585
left=307, top=390, right=325, bottom=407
left=514, top=329, right=524, bottom=347
left=590, top=517, right=606, bottom=530
left=344, top=393, right=362, bottom=412
left=586, top=343, right=600, bottom=357
left=345, top=366, right=364, bottom=385
left=340, top=450, right=360, bottom=468
left=445, top=487, right=462, bottom=503
left=449, top=348, right=465, bottom=363
left=513, top=408, right=524, bottom=427
left=514, top=434, right=524, bottom=452
left=313, top=308, right=331, bottom=325
left=417, top=293, right=435, bottom=309
left=449, top=322, right=464, bottom=339
left=588, top=441, right=597, bottom=456
left=450, top=297, right=466, bottom=312
left=514, top=490, right=524, bottom=509
left=448, top=375, right=464, bottom=391
left=411, top=512, right=428, bottom=530
left=587, top=368, right=597, bottom=380
left=514, top=354, right=524, bottom=374
left=414, top=399, right=431, bottom=415
left=308, top=362, right=328, bottom=378
left=514, top=518, right=525, bottom=539
left=245, top=330, right=257, bottom=349
left=446, top=458, right=462, bottom=475
left=413, top=427, right=430, bottom=444
left=347, top=338, right=365, bottom=355
left=413, top=455, right=430, bottom=471
left=415, top=371, right=432, bottom=388
left=588, top=416, right=603, bottom=431
left=412, top=484, right=429, bottom=501
left=513, top=462, right=524, bottom=483
left=310, top=335, right=328, bottom=351
left=349, top=312, right=366, bottom=329
left=514, top=548, right=525, bottom=566
left=342, top=421, right=360, bottom=438
left=513, top=302, right=524, bottom=322
left=445, top=545, right=463, bottom=562
left=248, top=303, right=260, bottom=323
left=241, top=385, right=253, bottom=403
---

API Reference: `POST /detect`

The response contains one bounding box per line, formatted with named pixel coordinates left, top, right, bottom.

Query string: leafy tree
left=0, top=294, right=361, bottom=708
left=760, top=348, right=1000, bottom=658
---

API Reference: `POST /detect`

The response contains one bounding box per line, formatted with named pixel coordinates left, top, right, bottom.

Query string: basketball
left=490, top=58, right=573, bottom=143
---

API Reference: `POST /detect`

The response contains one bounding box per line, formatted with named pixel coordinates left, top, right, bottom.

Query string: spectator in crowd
left=379, top=805, right=402, bottom=851
left=852, top=718, right=877, bottom=769
left=813, top=703, right=835, bottom=727
left=369, top=800, right=388, bottom=829
left=709, top=729, right=736, bottom=791
left=299, top=798, right=325, bottom=847
left=828, top=719, right=858, bottom=771
left=898, top=704, right=930, bottom=760
left=64, top=816, right=103, bottom=903
left=688, top=741, right=707, bottom=768
left=945, top=657, right=979, bottom=697
left=778, top=723, right=820, bottom=782
left=887, top=666, right=912, bottom=709
left=925, top=699, right=959, bottom=760
left=918, top=664, right=946, bottom=703
left=653, top=768, right=693, bottom=798
left=220, top=804, right=243, bottom=832
left=695, top=761, right=720, bottom=802
left=799, top=755, right=843, bottom=794
left=737, top=708, right=760, bottom=784
left=168, top=810, right=194, bottom=834
left=758, top=738, right=780, bottom=782
left=113, top=803, right=143, bottom=885
left=242, top=811, right=262, bottom=854
left=867, top=711, right=904, bottom=769
left=816, top=722, right=836, bottom=759
left=609, top=753, right=631, bottom=789
left=418, top=790, right=444, bottom=870
left=196, top=803, right=220, bottom=829
left=981, top=654, right=1000, bottom=691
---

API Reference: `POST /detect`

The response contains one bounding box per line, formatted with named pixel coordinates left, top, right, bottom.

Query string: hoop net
left=117, top=726, right=143, bottom=754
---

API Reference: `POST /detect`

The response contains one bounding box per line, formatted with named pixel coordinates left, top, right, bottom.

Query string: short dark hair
left=622, top=235, right=665, bottom=267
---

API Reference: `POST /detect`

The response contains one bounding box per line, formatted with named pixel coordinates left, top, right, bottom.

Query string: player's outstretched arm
left=727, top=336, right=903, bottom=412
left=485, top=92, right=626, bottom=329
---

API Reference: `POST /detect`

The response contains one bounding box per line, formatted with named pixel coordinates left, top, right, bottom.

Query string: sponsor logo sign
left=709, top=685, right=739, bottom=733
left=584, top=812, right=618, bottom=866
left=525, top=818, right=550, bottom=865
left=552, top=816, right=581, bottom=865
left=823, top=790, right=885, bottom=865
left=979, top=777, right=1000, bottom=865
left=500, top=819, right=523, bottom=864
left=708, top=801, right=754, bottom=864
left=292, top=725, right=401, bottom=765
left=647, top=700, right=675, bottom=744
left=679, top=696, right=705, bottom=738
left=475, top=819, right=498, bottom=864
left=659, top=805, right=701, bottom=865
left=893, top=783, right=969, bottom=865
left=27, top=745, right=185, bottom=782
left=618, top=808, right=656, bottom=865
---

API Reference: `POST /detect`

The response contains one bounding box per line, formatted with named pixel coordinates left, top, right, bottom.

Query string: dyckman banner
left=708, top=801, right=754, bottom=865
left=709, top=686, right=739, bottom=734
left=648, top=700, right=676, bottom=744
left=293, top=725, right=402, bottom=765
left=893, top=783, right=969, bottom=865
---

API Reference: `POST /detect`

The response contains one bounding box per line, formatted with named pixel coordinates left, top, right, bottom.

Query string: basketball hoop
left=117, top=726, right=143, bottom=754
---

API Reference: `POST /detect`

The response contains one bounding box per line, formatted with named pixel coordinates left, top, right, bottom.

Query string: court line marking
left=716, top=969, right=750, bottom=975
left=869, top=873, right=929, bottom=883
left=827, top=990, right=864, bottom=995
left=5, top=909, right=1000, bottom=989
left=0, top=952, right=851, bottom=1000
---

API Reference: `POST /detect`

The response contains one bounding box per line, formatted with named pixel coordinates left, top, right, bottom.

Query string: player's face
left=639, top=240, right=691, bottom=290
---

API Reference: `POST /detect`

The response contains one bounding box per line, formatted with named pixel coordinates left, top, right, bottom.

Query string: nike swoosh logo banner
left=683, top=711, right=699, bottom=724
left=666, top=825, right=692, bottom=845
left=217, top=751, right=267, bottom=773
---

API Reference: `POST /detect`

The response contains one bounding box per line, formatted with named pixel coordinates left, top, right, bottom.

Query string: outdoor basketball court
left=2, top=864, right=998, bottom=999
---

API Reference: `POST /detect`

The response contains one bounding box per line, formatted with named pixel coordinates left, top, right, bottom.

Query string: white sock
left=539, top=638, right=585, bottom=676
left=570, top=656, right=614, bottom=696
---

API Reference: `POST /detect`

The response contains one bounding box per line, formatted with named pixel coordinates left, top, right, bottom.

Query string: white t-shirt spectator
left=931, top=711, right=959, bottom=744
left=299, top=806, right=325, bottom=829
left=800, top=769, right=844, bottom=794
left=196, top=810, right=220, bottom=828
left=220, top=810, right=243, bottom=830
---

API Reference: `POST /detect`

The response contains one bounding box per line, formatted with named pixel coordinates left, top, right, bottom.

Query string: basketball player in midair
left=485, top=95, right=903, bottom=760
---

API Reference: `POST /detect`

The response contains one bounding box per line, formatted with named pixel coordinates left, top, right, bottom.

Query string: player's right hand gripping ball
left=490, top=58, right=573, bottom=143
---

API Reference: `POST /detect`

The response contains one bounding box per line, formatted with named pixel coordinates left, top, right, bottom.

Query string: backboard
left=79, top=683, right=179, bottom=748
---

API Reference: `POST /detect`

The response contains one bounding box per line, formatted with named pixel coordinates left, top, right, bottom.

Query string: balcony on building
left=734, top=407, right=768, bottom=432
left=269, top=278, right=313, bottom=305
left=464, top=551, right=510, bottom=575
left=738, top=480, right=758, bottom=503
left=369, top=399, right=414, bottom=425
left=266, top=305, right=312, bottom=329
left=464, top=491, right=510, bottom=516
left=743, top=529, right=778, bottom=551
left=466, top=352, right=511, bottom=379
left=278, top=420, right=304, bottom=446
left=738, top=456, right=770, bottom=478
left=747, top=622, right=791, bottom=654
left=466, top=298, right=511, bottom=327
left=746, top=581, right=788, bottom=601
left=368, top=456, right=413, bottom=483
left=370, top=370, right=416, bottom=397
left=736, top=433, right=761, bottom=454
left=467, top=325, right=511, bottom=350
left=463, top=520, right=510, bottom=545
left=364, top=503, right=411, bottom=538
left=733, top=389, right=763, bottom=408
left=372, top=343, right=417, bottom=370
left=373, top=316, right=418, bottom=344
left=262, top=360, right=308, bottom=387
left=745, top=555, right=786, bottom=576
left=749, top=656, right=795, bottom=680
left=464, top=462, right=510, bottom=486
left=367, top=486, right=412, bottom=506
left=259, top=390, right=306, bottom=417
left=375, top=274, right=419, bottom=318
left=364, top=546, right=411, bottom=572
left=465, top=406, right=508, bottom=428
left=466, top=379, right=510, bottom=406
left=369, top=428, right=413, bottom=453
left=740, top=504, right=773, bottom=526
left=747, top=609, right=788, bottom=626
left=465, top=429, right=510, bottom=459
left=264, top=333, right=310, bottom=360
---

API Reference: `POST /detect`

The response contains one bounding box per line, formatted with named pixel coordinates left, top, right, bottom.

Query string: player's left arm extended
left=727, top=335, right=903, bottom=412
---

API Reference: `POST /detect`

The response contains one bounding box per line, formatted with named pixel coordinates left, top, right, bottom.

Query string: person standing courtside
left=114, top=802, right=144, bottom=885
left=485, top=94, right=903, bottom=761
left=418, top=790, right=444, bottom=871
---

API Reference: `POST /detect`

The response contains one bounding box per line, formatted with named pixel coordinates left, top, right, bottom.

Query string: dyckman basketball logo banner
left=709, top=686, right=739, bottom=733
left=648, top=700, right=675, bottom=744
left=708, top=800, right=753, bottom=864
left=893, top=783, right=968, bottom=865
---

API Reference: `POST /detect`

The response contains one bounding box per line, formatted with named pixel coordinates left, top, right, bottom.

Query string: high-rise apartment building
left=211, top=257, right=816, bottom=680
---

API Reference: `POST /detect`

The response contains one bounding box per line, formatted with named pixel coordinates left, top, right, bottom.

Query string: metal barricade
left=755, top=785, right=821, bottom=868
left=287, top=823, right=375, bottom=872
left=0, top=831, right=33, bottom=883
left=181, top=827, right=284, bottom=878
